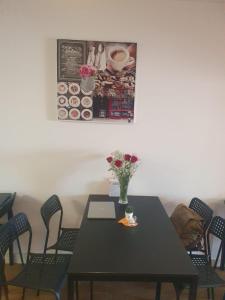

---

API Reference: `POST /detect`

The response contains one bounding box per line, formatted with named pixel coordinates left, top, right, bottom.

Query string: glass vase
left=118, top=176, right=129, bottom=205
left=80, top=76, right=95, bottom=94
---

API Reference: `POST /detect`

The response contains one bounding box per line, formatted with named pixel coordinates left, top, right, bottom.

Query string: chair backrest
left=41, top=195, right=63, bottom=228
left=9, top=212, right=32, bottom=240
left=40, top=195, right=63, bottom=252
left=0, top=192, right=16, bottom=218
left=0, top=213, right=32, bottom=261
left=206, top=216, right=225, bottom=267
left=189, top=198, right=213, bottom=232
left=0, top=223, right=12, bottom=259
left=208, top=216, right=225, bottom=240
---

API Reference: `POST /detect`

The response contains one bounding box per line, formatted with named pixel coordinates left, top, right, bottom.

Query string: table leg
left=8, top=208, right=14, bottom=265
left=188, top=279, right=198, bottom=300
left=90, top=281, right=93, bottom=300
left=76, top=281, right=79, bottom=300
left=220, top=240, right=225, bottom=270
left=68, top=276, right=74, bottom=300
left=155, top=282, right=161, bottom=300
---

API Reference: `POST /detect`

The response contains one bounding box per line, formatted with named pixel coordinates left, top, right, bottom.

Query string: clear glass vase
left=118, top=176, right=129, bottom=205
left=80, top=76, right=95, bottom=94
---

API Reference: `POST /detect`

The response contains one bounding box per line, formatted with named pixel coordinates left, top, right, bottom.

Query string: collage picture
left=57, top=39, right=137, bottom=123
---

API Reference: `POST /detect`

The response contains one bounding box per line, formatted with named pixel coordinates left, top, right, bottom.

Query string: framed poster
left=57, top=39, right=137, bottom=123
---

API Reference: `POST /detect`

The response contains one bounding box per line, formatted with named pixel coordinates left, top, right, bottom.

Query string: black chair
left=0, top=193, right=23, bottom=265
left=0, top=193, right=16, bottom=219
left=0, top=213, right=70, bottom=300
left=207, top=216, right=225, bottom=270
left=174, top=216, right=225, bottom=300
left=41, top=194, right=79, bottom=253
left=188, top=197, right=213, bottom=255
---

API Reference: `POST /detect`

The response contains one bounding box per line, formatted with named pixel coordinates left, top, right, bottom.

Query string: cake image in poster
left=57, top=39, right=137, bottom=123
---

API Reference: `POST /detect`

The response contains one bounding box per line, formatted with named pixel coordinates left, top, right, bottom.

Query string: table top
left=68, top=194, right=198, bottom=281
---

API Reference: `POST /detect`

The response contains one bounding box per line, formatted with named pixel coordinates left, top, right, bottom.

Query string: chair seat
left=190, top=254, right=225, bottom=289
left=48, top=228, right=79, bottom=252
left=8, top=253, right=71, bottom=292
left=186, top=244, right=204, bottom=252
left=41, top=195, right=80, bottom=256
left=196, top=265, right=225, bottom=288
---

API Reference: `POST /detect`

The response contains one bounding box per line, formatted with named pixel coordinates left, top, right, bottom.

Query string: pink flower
left=90, top=67, right=96, bottom=76
left=79, top=65, right=95, bottom=78
left=124, top=154, right=131, bottom=161
left=114, top=160, right=122, bottom=168
left=130, top=155, right=138, bottom=163
left=106, top=156, right=113, bottom=163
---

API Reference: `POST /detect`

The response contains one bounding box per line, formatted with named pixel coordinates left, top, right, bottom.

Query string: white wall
left=0, top=0, right=225, bottom=254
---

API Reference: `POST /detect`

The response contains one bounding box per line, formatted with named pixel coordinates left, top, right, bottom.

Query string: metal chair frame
left=0, top=213, right=70, bottom=300
left=207, top=216, right=225, bottom=269
left=0, top=193, right=23, bottom=265
left=188, top=197, right=213, bottom=255
left=41, top=194, right=79, bottom=254
left=156, top=216, right=225, bottom=300
left=178, top=216, right=225, bottom=300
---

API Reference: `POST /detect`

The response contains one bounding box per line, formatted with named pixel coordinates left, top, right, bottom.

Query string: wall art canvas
left=57, top=39, right=137, bottom=123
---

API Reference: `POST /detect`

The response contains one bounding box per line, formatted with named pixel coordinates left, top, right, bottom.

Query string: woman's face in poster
left=98, top=43, right=104, bottom=52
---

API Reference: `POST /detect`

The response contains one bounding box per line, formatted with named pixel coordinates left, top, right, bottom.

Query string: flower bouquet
left=106, top=151, right=139, bottom=204
left=79, top=64, right=96, bottom=94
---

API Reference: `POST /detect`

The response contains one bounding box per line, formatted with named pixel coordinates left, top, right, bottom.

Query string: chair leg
left=203, top=236, right=208, bottom=256
left=17, top=238, right=24, bottom=265
left=8, top=244, right=14, bottom=265
left=75, top=281, right=79, bottom=300
left=214, top=242, right=222, bottom=268
left=207, top=288, right=215, bottom=300
left=4, top=285, right=9, bottom=300
left=90, top=281, right=93, bottom=300
left=22, top=287, right=26, bottom=300
left=155, top=282, right=161, bottom=300
left=207, top=288, right=210, bottom=300
left=0, top=286, right=8, bottom=300
left=173, top=283, right=183, bottom=300
left=2, top=263, right=9, bottom=300
left=220, top=240, right=225, bottom=270
left=54, top=292, right=60, bottom=300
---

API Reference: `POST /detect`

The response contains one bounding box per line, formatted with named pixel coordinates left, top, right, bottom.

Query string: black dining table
left=0, top=193, right=14, bottom=264
left=67, top=194, right=198, bottom=300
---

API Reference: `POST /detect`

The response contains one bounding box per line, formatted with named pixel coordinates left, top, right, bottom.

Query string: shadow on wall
left=210, top=199, right=225, bottom=219
left=0, top=149, right=103, bottom=195
left=12, top=193, right=90, bottom=255
left=162, top=201, right=177, bottom=216
left=0, top=149, right=111, bottom=253
left=59, top=194, right=87, bottom=228
left=87, top=180, right=109, bottom=195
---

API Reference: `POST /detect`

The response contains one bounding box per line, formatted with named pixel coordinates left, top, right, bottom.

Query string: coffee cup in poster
left=108, top=46, right=134, bottom=72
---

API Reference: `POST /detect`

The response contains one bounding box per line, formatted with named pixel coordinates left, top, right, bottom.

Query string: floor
left=2, top=264, right=225, bottom=300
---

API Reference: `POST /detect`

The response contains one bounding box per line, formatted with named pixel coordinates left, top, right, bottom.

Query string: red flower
left=130, top=155, right=138, bottom=163
left=79, top=64, right=94, bottom=78
left=114, top=159, right=122, bottom=168
left=90, top=67, right=96, bottom=76
left=124, top=154, right=131, bottom=161
left=106, top=156, right=113, bottom=163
